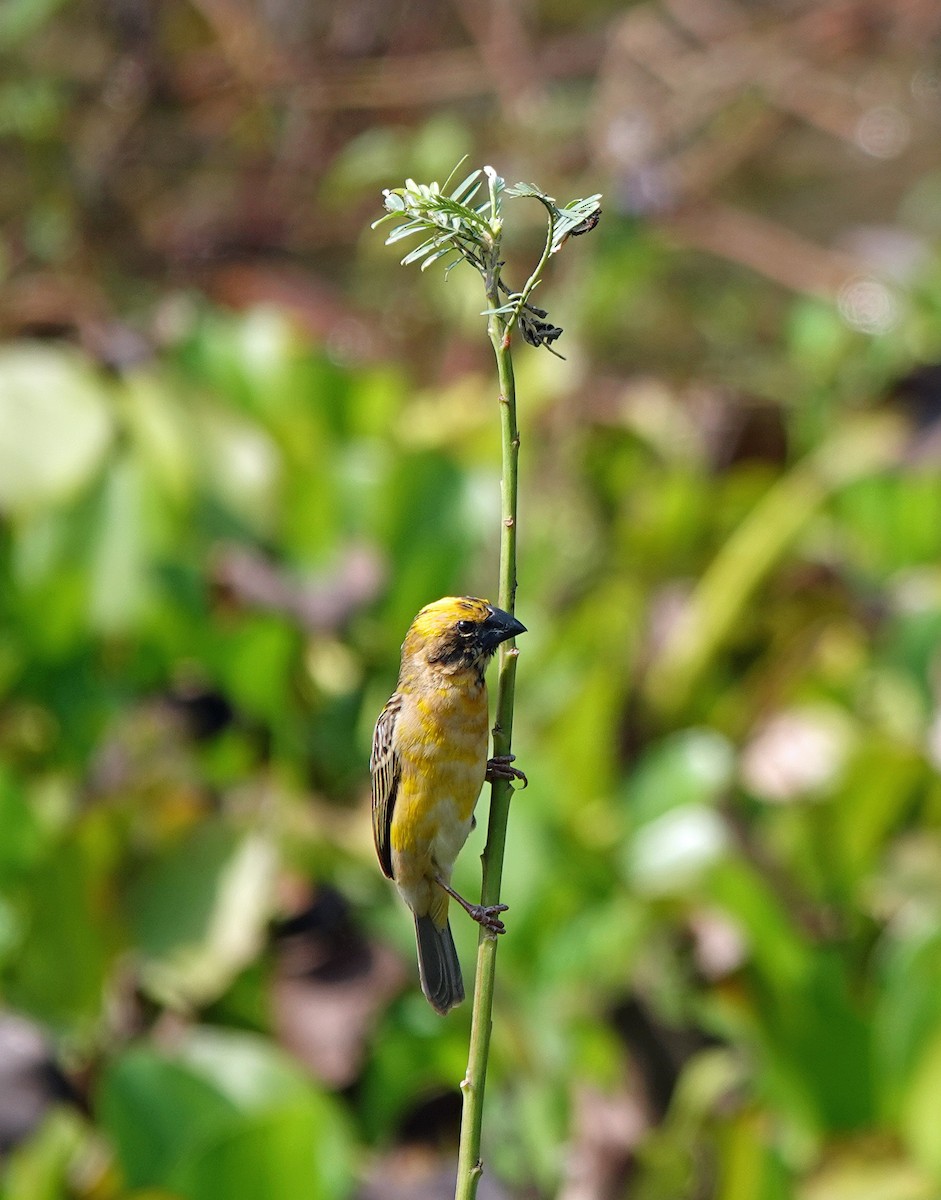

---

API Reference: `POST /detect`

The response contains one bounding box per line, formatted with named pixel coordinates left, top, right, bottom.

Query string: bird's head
left=402, top=596, right=526, bottom=680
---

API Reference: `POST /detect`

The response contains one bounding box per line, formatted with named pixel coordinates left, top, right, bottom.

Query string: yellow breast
left=389, top=674, right=489, bottom=871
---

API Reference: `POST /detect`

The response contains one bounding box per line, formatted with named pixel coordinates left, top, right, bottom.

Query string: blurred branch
left=662, top=201, right=867, bottom=298
left=172, top=33, right=603, bottom=109
left=186, top=0, right=294, bottom=90
left=448, top=0, right=545, bottom=119
left=598, top=0, right=872, bottom=148
left=592, top=0, right=936, bottom=260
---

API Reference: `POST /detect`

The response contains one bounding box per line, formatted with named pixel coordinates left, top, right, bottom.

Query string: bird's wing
left=370, top=692, right=402, bottom=880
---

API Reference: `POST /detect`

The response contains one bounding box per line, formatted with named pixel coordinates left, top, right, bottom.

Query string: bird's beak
left=482, top=606, right=527, bottom=651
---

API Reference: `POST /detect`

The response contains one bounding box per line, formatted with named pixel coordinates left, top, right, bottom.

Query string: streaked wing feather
left=370, top=693, right=402, bottom=879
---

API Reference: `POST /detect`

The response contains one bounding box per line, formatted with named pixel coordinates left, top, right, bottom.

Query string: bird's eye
left=456, top=619, right=475, bottom=636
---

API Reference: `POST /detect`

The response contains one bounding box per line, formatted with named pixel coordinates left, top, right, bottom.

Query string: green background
left=3, top=2, right=941, bottom=1198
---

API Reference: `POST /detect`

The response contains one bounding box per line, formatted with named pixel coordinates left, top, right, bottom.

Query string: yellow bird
left=371, top=596, right=526, bottom=1014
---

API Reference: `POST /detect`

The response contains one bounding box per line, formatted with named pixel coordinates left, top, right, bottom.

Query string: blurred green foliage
left=3, top=263, right=941, bottom=1197
left=6, top=2, right=941, bottom=1199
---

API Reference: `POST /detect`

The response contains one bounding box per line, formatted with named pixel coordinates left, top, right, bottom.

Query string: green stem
left=454, top=276, right=522, bottom=1200
left=504, top=207, right=555, bottom=338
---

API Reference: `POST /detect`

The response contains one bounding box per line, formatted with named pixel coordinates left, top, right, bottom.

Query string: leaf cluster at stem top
left=373, top=161, right=602, bottom=353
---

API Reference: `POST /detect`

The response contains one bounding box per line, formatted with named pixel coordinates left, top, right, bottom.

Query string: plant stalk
left=504, top=207, right=555, bottom=338
left=454, top=285, right=521, bottom=1200
left=375, top=168, right=598, bottom=1200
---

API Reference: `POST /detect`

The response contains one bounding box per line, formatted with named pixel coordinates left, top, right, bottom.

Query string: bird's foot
left=486, top=754, right=528, bottom=789
left=435, top=877, right=509, bottom=935
left=465, top=902, right=509, bottom=935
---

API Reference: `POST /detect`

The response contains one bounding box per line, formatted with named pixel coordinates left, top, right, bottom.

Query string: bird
left=371, top=596, right=527, bottom=1014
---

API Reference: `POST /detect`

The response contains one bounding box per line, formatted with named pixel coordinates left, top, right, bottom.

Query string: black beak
left=482, top=606, right=527, bottom=652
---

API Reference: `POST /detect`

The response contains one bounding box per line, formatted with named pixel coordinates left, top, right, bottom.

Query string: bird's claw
left=467, top=902, right=509, bottom=935
left=486, top=754, right=528, bottom=789
left=434, top=876, right=509, bottom=934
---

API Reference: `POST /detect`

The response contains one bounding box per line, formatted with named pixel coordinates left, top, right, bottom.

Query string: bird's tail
left=414, top=914, right=464, bottom=1015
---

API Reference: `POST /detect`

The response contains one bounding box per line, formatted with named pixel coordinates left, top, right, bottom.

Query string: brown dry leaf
left=358, top=1146, right=511, bottom=1200
left=558, top=1085, right=650, bottom=1200
left=273, top=920, right=407, bottom=1088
